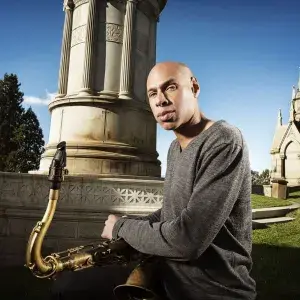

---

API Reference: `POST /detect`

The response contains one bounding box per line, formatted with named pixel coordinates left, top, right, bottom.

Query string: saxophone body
left=25, top=142, right=161, bottom=300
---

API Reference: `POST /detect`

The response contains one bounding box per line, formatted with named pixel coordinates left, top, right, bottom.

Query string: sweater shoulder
left=203, top=120, right=244, bottom=149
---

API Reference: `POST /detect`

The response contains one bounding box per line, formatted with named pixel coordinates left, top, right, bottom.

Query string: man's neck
left=174, top=114, right=214, bottom=150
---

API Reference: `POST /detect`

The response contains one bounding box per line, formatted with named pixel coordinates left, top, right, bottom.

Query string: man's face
left=146, top=63, right=199, bottom=131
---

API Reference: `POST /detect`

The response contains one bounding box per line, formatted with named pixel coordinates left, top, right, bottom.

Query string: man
left=102, top=61, right=257, bottom=300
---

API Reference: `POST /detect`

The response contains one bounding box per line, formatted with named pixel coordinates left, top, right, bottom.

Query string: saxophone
left=25, top=141, right=161, bottom=300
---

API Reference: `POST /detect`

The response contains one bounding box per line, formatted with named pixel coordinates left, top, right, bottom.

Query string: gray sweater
left=112, top=120, right=256, bottom=300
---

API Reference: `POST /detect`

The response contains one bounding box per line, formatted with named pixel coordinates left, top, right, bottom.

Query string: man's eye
left=148, top=92, right=156, bottom=98
left=167, top=84, right=177, bottom=91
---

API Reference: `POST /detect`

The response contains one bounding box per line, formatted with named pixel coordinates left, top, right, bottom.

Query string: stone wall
left=0, top=172, right=163, bottom=267
left=252, top=184, right=300, bottom=198
left=251, top=184, right=272, bottom=197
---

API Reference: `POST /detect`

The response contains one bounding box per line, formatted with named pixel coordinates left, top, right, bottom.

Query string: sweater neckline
left=175, top=120, right=226, bottom=154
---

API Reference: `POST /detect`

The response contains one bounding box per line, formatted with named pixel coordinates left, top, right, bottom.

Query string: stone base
left=263, top=184, right=272, bottom=197
left=0, top=172, right=163, bottom=267
left=271, top=178, right=288, bottom=199
left=42, top=96, right=162, bottom=177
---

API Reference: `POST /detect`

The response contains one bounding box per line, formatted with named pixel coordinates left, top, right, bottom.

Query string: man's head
left=146, top=61, right=200, bottom=131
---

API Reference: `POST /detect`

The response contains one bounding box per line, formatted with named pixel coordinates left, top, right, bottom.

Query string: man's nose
left=156, top=90, right=168, bottom=107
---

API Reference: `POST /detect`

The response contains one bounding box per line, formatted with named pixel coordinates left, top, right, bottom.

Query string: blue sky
left=1, top=0, right=300, bottom=176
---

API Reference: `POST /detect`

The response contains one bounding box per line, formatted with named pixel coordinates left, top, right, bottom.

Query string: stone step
left=252, top=216, right=295, bottom=229
left=252, top=203, right=300, bottom=220
left=253, top=216, right=295, bottom=225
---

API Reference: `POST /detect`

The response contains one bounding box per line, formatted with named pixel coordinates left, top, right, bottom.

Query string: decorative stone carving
left=71, top=25, right=86, bottom=47
left=0, top=173, right=163, bottom=210
left=0, top=171, right=164, bottom=267
left=106, top=23, right=123, bottom=43
left=280, top=154, right=286, bottom=159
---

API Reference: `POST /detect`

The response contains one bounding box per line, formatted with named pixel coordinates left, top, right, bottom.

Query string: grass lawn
left=251, top=191, right=300, bottom=299
left=251, top=194, right=293, bottom=209
left=1, top=193, right=300, bottom=299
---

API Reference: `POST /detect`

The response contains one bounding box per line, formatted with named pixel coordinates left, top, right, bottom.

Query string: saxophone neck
left=25, top=142, right=68, bottom=278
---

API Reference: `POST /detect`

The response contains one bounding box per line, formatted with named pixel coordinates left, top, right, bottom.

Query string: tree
left=251, top=170, right=260, bottom=185
left=0, top=73, right=45, bottom=173
left=0, top=73, right=25, bottom=170
left=251, top=169, right=270, bottom=185
left=259, top=169, right=270, bottom=185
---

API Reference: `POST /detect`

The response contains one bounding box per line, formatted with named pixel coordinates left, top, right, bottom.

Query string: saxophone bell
left=114, top=257, right=162, bottom=300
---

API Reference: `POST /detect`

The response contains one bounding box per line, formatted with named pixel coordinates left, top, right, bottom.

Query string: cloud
left=24, top=90, right=56, bottom=106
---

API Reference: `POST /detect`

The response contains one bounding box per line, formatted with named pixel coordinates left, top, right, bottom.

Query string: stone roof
left=270, top=124, right=290, bottom=152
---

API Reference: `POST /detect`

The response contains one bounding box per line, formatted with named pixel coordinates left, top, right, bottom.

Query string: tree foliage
left=0, top=73, right=45, bottom=173
left=251, top=169, right=270, bottom=185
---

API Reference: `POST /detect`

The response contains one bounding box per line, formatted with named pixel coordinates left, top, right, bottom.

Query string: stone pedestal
left=0, top=172, right=163, bottom=266
left=34, top=0, right=168, bottom=177
left=271, top=178, right=288, bottom=199
left=263, top=184, right=272, bottom=197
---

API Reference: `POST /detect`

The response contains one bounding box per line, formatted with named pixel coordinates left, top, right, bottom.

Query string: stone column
left=79, top=0, right=97, bottom=96
left=119, top=0, right=137, bottom=99
left=56, top=0, right=74, bottom=98
left=280, top=154, right=286, bottom=178
left=148, top=19, right=157, bottom=72
left=36, top=0, right=168, bottom=177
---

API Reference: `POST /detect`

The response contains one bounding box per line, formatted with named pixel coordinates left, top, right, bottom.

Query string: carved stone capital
left=280, top=154, right=286, bottom=159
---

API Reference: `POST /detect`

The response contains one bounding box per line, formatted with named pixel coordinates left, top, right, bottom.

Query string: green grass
left=251, top=194, right=293, bottom=209
left=251, top=191, right=300, bottom=299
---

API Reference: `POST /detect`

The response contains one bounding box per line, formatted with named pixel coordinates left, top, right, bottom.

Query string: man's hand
left=101, top=214, right=120, bottom=240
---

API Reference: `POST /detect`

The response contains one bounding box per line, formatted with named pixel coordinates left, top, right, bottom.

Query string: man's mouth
left=157, top=110, right=175, bottom=122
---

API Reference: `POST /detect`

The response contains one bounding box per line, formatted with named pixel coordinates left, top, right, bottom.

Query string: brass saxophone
left=25, top=141, right=161, bottom=300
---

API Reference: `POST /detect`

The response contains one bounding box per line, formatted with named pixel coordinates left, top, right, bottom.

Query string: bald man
left=102, top=62, right=256, bottom=300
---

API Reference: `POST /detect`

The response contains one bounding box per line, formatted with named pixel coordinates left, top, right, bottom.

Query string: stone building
left=270, top=78, right=300, bottom=186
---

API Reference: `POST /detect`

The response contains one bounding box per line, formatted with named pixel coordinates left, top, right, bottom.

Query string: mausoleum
left=270, top=77, right=300, bottom=186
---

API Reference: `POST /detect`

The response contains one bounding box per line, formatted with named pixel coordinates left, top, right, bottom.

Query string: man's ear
left=191, top=77, right=200, bottom=97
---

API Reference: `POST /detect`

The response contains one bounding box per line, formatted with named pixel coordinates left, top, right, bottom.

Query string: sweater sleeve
left=136, top=208, right=162, bottom=223
left=122, top=209, right=161, bottom=222
left=112, top=142, right=247, bottom=261
left=112, top=209, right=162, bottom=235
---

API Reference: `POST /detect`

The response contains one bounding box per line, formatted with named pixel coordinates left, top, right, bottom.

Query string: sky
left=1, top=0, right=300, bottom=176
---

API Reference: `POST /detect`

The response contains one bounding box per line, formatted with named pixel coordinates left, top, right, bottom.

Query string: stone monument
left=36, top=0, right=167, bottom=177
left=270, top=74, right=300, bottom=187
left=0, top=0, right=168, bottom=266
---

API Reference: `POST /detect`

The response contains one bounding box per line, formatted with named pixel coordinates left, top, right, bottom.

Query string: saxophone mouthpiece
left=48, top=141, right=68, bottom=189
